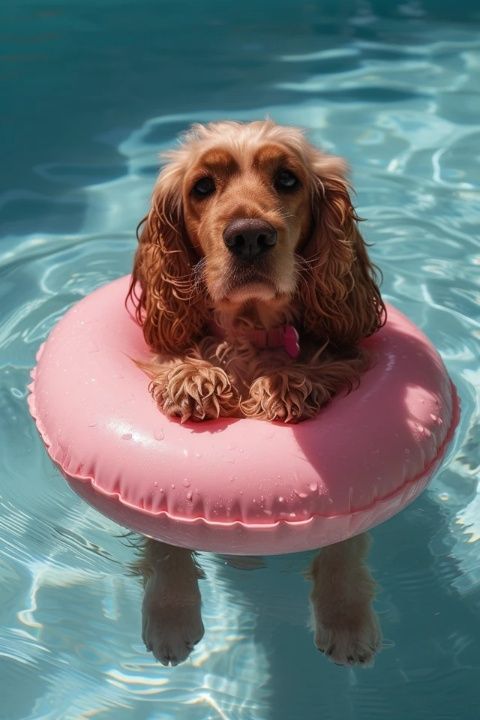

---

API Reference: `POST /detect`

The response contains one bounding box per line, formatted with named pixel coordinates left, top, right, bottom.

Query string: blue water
left=1, top=1, right=479, bottom=718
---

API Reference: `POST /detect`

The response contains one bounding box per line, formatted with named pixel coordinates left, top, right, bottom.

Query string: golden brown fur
left=136, top=533, right=380, bottom=667
left=129, top=120, right=385, bottom=423
left=130, top=121, right=385, bottom=666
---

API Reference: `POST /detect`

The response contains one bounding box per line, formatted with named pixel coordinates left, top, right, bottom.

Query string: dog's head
left=130, top=120, right=385, bottom=353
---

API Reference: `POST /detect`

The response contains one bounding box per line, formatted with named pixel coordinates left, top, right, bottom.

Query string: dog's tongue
left=283, top=325, right=300, bottom=359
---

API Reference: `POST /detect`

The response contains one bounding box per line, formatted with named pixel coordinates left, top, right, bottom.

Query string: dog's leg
left=241, top=355, right=367, bottom=423
left=139, top=539, right=205, bottom=666
left=146, top=352, right=240, bottom=423
left=308, top=533, right=381, bottom=666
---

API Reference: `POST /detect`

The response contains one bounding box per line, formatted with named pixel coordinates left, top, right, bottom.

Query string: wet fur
left=128, top=120, right=385, bottom=423
left=130, top=121, right=384, bottom=666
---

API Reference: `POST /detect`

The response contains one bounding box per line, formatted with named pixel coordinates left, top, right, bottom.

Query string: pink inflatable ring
left=28, top=276, right=459, bottom=555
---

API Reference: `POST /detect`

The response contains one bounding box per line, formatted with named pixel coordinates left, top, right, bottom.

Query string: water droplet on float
left=153, top=481, right=158, bottom=487
left=171, top=483, right=176, bottom=489
left=186, top=491, right=193, bottom=501
left=183, top=479, right=191, bottom=488
left=154, top=430, right=164, bottom=441
left=309, top=482, right=318, bottom=492
left=121, top=433, right=132, bottom=441
left=278, top=496, right=284, bottom=503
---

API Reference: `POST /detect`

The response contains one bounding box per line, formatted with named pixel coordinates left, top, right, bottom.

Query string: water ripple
left=1, top=4, right=480, bottom=719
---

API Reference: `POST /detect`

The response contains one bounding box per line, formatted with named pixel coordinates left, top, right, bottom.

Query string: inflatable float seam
left=28, top=378, right=459, bottom=530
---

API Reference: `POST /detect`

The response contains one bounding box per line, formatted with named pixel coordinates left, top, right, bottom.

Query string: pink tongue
left=283, top=325, right=300, bottom=358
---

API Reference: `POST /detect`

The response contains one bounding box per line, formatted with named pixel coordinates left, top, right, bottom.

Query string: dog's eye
left=275, top=169, right=299, bottom=192
left=192, top=176, right=215, bottom=198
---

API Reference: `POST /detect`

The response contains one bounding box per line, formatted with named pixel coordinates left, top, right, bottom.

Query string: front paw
left=142, top=578, right=204, bottom=666
left=313, top=604, right=382, bottom=667
left=151, top=361, right=239, bottom=422
left=241, top=371, right=326, bottom=423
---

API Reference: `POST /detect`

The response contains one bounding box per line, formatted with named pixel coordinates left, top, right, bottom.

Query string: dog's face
left=181, top=139, right=313, bottom=306
left=131, top=120, right=385, bottom=355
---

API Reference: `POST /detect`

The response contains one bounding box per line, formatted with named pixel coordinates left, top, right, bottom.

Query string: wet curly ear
left=297, top=151, right=386, bottom=348
left=127, top=161, right=209, bottom=355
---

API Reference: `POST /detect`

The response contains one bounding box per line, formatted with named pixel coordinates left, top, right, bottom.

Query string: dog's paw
left=313, top=605, right=381, bottom=667
left=241, top=371, right=325, bottom=422
left=142, top=585, right=204, bottom=666
left=151, top=361, right=239, bottom=422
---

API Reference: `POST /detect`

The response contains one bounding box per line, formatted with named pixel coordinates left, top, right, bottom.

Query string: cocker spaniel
left=129, top=120, right=385, bottom=667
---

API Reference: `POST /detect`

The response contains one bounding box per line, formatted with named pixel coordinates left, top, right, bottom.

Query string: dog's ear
left=297, top=150, right=385, bottom=348
left=128, top=158, right=209, bottom=355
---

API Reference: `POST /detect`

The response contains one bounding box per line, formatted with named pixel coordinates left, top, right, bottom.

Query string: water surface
left=1, top=2, right=479, bottom=718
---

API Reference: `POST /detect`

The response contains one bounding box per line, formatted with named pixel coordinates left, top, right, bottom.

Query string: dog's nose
left=223, top=219, right=277, bottom=260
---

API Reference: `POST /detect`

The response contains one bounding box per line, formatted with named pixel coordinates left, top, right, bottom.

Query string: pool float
left=28, top=276, right=459, bottom=555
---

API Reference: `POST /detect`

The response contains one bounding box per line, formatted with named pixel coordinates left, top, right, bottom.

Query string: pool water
left=1, top=1, right=479, bottom=718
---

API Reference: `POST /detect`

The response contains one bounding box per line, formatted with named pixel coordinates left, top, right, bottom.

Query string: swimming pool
left=1, top=1, right=479, bottom=718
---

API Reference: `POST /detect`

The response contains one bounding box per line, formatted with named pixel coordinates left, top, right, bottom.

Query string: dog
left=129, top=120, right=386, bottom=667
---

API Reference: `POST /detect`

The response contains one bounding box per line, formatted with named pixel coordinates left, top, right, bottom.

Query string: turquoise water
left=1, top=1, right=480, bottom=718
